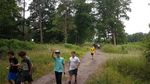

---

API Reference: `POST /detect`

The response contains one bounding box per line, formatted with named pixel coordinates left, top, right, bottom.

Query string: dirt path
left=33, top=50, right=106, bottom=84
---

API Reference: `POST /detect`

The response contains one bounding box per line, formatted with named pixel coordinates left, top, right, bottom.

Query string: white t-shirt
left=69, top=56, right=80, bottom=70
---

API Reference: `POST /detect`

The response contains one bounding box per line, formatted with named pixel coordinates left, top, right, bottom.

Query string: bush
left=142, top=34, right=150, bottom=62
left=0, top=39, right=36, bottom=57
left=59, top=43, right=80, bottom=50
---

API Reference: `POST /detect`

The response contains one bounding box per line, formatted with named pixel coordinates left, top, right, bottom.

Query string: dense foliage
left=0, top=0, right=22, bottom=39
left=0, top=0, right=131, bottom=44
left=142, top=33, right=150, bottom=62
left=127, top=32, right=146, bottom=42
left=0, top=39, right=35, bottom=57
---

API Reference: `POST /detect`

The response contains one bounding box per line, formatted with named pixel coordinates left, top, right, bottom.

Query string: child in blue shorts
left=7, top=51, right=20, bottom=84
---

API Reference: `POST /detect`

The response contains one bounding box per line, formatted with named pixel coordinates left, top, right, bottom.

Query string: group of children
left=51, top=49, right=80, bottom=84
left=7, top=51, right=33, bottom=84
left=7, top=45, right=97, bottom=84
left=7, top=49, right=80, bottom=84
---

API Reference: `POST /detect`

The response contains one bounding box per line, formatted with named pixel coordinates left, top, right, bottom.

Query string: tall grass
left=0, top=42, right=88, bottom=84
left=88, top=43, right=150, bottom=84
left=101, top=44, right=128, bottom=54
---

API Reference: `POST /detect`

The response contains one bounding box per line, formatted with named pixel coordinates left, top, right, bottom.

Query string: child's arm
left=29, top=63, right=33, bottom=75
left=51, top=48, right=55, bottom=59
left=13, top=63, right=20, bottom=66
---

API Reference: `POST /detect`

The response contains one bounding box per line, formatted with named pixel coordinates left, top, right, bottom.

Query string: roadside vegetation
left=88, top=42, right=150, bottom=84
left=0, top=39, right=89, bottom=84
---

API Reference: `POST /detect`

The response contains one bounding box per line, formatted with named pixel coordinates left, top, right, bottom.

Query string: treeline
left=127, top=32, right=147, bottom=42
left=0, top=0, right=132, bottom=45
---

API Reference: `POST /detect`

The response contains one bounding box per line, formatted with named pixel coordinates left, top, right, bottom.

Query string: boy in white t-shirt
left=68, top=51, right=80, bottom=84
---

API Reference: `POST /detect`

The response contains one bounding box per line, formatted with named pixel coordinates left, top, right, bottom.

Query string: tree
left=94, top=0, right=131, bottom=45
left=28, top=0, right=57, bottom=43
left=0, top=0, right=21, bottom=39
left=74, top=0, right=95, bottom=44
left=127, top=32, right=146, bottom=42
left=55, top=0, right=73, bottom=43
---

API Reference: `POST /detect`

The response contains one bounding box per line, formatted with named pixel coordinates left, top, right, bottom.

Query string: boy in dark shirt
left=7, top=51, right=20, bottom=84
left=18, top=50, right=33, bottom=84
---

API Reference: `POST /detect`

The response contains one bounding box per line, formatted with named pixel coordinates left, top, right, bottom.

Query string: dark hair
left=18, top=51, right=26, bottom=57
left=71, top=51, right=76, bottom=54
left=7, top=51, right=15, bottom=56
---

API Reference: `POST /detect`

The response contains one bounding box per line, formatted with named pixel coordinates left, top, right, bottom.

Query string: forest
left=0, top=0, right=134, bottom=45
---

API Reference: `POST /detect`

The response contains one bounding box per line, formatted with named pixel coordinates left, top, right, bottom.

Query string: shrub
left=142, top=34, right=150, bottom=62
left=59, top=44, right=80, bottom=50
left=0, top=39, right=36, bottom=57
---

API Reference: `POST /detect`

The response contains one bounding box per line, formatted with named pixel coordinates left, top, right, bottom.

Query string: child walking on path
left=18, top=51, right=33, bottom=84
left=51, top=49, right=65, bottom=84
left=7, top=51, right=20, bottom=84
left=90, top=46, right=96, bottom=59
left=68, top=51, right=80, bottom=84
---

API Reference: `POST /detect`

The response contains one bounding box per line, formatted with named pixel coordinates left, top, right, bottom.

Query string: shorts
left=8, top=72, right=17, bottom=81
left=20, top=75, right=33, bottom=82
left=91, top=53, right=94, bottom=55
left=69, top=69, right=78, bottom=76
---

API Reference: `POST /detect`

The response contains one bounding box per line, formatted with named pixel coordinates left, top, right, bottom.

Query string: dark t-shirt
left=21, top=57, right=32, bottom=76
left=9, top=57, right=18, bottom=73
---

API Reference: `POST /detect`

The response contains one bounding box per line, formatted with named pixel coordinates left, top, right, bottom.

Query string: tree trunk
left=22, top=0, right=25, bottom=40
left=112, top=30, right=116, bottom=45
left=39, top=1, right=43, bottom=44
left=64, top=2, right=67, bottom=44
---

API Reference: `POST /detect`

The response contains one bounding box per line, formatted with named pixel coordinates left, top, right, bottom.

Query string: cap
left=55, top=50, right=60, bottom=53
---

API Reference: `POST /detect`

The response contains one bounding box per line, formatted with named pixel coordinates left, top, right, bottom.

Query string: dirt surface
left=32, top=50, right=106, bottom=84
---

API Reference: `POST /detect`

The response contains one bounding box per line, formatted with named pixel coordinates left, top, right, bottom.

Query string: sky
left=25, top=0, right=150, bottom=34
left=123, top=0, right=150, bottom=34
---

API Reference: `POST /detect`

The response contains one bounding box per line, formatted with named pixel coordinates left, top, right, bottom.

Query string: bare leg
left=75, top=75, right=77, bottom=81
left=68, top=75, right=73, bottom=84
left=74, top=75, right=77, bottom=83
left=8, top=80, right=13, bottom=84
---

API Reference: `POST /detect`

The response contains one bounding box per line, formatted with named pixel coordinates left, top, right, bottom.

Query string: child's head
left=7, top=51, right=14, bottom=58
left=55, top=50, right=60, bottom=56
left=71, top=51, right=76, bottom=57
left=18, top=50, right=26, bottom=59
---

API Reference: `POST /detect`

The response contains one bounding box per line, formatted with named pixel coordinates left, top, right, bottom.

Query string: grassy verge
left=0, top=43, right=89, bottom=84
left=87, top=43, right=150, bottom=84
